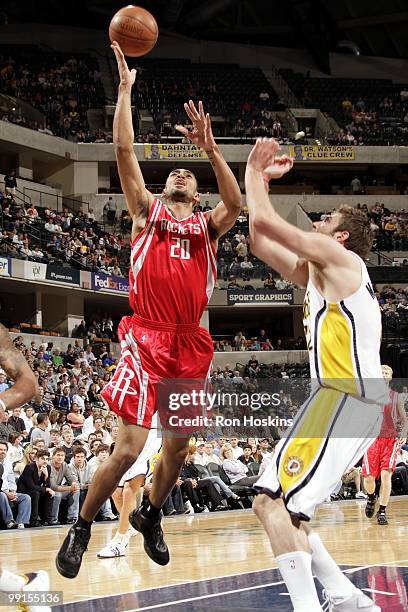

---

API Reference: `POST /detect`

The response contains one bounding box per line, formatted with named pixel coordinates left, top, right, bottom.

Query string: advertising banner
left=0, top=257, right=10, bottom=277
left=289, top=145, right=355, bottom=161
left=144, top=143, right=208, bottom=160
left=227, top=289, right=294, bottom=305
left=92, top=273, right=129, bottom=294
left=46, top=265, right=80, bottom=285
left=23, top=261, right=47, bottom=281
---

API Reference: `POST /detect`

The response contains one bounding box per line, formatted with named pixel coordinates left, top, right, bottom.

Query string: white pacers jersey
left=303, top=253, right=388, bottom=405
left=118, top=412, right=162, bottom=486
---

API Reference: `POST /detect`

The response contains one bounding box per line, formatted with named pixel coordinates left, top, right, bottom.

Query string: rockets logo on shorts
left=283, top=456, right=304, bottom=477
left=110, top=351, right=139, bottom=409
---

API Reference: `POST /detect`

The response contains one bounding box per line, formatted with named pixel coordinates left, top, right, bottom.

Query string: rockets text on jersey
left=129, top=199, right=217, bottom=324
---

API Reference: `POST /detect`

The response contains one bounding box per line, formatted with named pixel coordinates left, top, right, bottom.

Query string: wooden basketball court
left=2, top=497, right=408, bottom=611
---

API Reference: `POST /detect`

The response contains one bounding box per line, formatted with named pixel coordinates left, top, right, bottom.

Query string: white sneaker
left=18, top=523, right=25, bottom=529
left=355, top=492, right=367, bottom=499
left=203, top=506, right=210, bottom=513
left=97, top=539, right=128, bottom=558
left=22, top=570, right=51, bottom=612
left=184, top=500, right=194, bottom=514
left=323, top=589, right=381, bottom=611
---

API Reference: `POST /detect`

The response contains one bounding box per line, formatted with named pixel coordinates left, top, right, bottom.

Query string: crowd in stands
left=375, top=286, right=408, bottom=346
left=331, top=89, right=408, bottom=146
left=0, top=47, right=106, bottom=142
left=2, top=328, right=408, bottom=528
left=213, top=329, right=306, bottom=352
left=0, top=185, right=130, bottom=276
left=280, top=68, right=408, bottom=145
left=0, top=178, right=298, bottom=284
left=132, top=58, right=288, bottom=142
left=309, top=202, right=408, bottom=253
left=0, top=332, right=292, bottom=526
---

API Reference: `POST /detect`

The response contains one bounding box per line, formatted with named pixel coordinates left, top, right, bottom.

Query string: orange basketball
left=109, top=5, right=158, bottom=57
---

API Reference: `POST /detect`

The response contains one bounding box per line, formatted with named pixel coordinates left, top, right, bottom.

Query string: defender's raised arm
left=245, top=138, right=355, bottom=284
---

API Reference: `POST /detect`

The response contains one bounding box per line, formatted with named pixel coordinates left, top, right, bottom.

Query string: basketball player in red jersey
left=368, top=565, right=407, bottom=609
left=56, top=41, right=241, bottom=578
left=363, top=365, right=407, bottom=525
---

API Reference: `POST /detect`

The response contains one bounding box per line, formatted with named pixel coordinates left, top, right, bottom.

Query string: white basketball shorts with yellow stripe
left=255, top=387, right=383, bottom=520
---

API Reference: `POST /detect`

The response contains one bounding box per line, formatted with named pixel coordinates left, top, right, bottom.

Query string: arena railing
left=19, top=185, right=89, bottom=215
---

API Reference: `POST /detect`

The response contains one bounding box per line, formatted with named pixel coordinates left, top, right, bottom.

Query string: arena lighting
left=336, top=39, right=361, bottom=55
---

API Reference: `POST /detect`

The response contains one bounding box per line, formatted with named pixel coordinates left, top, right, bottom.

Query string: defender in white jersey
left=245, top=138, right=385, bottom=612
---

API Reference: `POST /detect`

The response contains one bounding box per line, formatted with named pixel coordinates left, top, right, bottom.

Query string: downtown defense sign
left=144, top=143, right=208, bottom=160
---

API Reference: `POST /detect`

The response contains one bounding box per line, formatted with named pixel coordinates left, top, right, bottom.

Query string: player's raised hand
left=175, top=100, right=216, bottom=151
left=247, top=137, right=294, bottom=181
left=111, top=41, right=136, bottom=90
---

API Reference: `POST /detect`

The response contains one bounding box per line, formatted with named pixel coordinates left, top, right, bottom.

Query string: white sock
left=0, top=569, right=26, bottom=591
left=308, top=532, right=355, bottom=597
left=115, top=531, right=129, bottom=544
left=276, top=551, right=323, bottom=611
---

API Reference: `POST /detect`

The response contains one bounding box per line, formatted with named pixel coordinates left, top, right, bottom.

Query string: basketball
left=109, top=5, right=158, bottom=57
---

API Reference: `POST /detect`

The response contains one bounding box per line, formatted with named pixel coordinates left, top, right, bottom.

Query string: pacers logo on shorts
left=283, top=456, right=304, bottom=477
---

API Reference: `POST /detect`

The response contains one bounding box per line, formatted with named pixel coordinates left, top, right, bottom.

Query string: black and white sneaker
left=129, top=508, right=170, bottom=566
left=365, top=498, right=376, bottom=519
left=55, top=523, right=91, bottom=578
left=377, top=510, right=388, bottom=525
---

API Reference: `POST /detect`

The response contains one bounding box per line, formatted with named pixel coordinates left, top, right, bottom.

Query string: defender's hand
left=247, top=138, right=294, bottom=181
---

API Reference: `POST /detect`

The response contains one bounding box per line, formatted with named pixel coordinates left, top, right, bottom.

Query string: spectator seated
left=0, top=46, right=106, bottom=142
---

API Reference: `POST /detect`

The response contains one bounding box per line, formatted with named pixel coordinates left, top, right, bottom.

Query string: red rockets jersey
left=380, top=389, right=400, bottom=438
left=129, top=199, right=217, bottom=324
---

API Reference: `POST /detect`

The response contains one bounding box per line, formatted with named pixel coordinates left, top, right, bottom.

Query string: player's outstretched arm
left=176, top=101, right=241, bottom=238
left=246, top=138, right=352, bottom=272
left=0, top=324, right=38, bottom=417
left=111, top=42, right=154, bottom=221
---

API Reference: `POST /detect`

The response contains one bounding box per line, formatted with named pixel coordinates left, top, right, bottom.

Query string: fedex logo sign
left=93, top=274, right=129, bottom=293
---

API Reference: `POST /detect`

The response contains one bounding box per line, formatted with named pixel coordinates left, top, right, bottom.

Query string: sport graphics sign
left=227, top=289, right=294, bottom=305
left=92, top=273, right=129, bottom=294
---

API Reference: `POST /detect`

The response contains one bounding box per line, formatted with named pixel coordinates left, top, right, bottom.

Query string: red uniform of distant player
left=363, top=364, right=407, bottom=525
left=101, top=199, right=216, bottom=428
left=362, top=389, right=401, bottom=479
left=368, top=566, right=408, bottom=609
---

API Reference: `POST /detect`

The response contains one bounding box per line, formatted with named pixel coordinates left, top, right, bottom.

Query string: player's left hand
left=175, top=100, right=216, bottom=151
left=247, top=137, right=294, bottom=180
